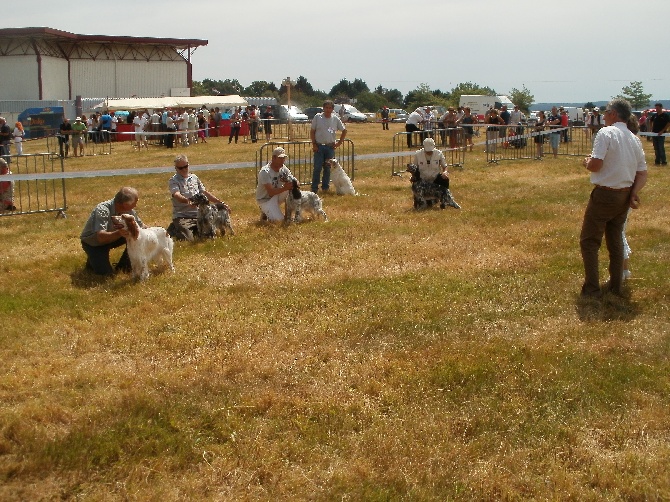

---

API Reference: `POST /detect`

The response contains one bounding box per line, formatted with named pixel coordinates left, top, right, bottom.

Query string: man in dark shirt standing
left=499, top=104, right=511, bottom=141
left=0, top=117, right=11, bottom=161
left=380, top=106, right=390, bottom=130
left=546, top=106, right=562, bottom=158
left=651, top=102, right=670, bottom=165
left=59, top=117, right=73, bottom=158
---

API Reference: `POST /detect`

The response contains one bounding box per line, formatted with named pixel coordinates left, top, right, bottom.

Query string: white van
left=458, top=95, right=516, bottom=122
left=333, top=104, right=367, bottom=123
left=560, top=106, right=585, bottom=125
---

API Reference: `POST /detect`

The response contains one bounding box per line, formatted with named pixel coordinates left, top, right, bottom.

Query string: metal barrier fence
left=44, top=133, right=112, bottom=157
left=392, top=129, right=466, bottom=176
left=478, top=124, right=593, bottom=164
left=262, top=121, right=311, bottom=141
left=256, top=139, right=355, bottom=188
left=390, top=124, right=598, bottom=175
left=82, top=133, right=113, bottom=156
left=108, top=120, right=312, bottom=149
left=0, top=153, right=67, bottom=218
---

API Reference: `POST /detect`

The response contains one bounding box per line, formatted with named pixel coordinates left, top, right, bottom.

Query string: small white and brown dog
left=279, top=172, right=328, bottom=223
left=326, top=158, right=357, bottom=195
left=111, top=214, right=175, bottom=281
left=189, top=192, right=235, bottom=238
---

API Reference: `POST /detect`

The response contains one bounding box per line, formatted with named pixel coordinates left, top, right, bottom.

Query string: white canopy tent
left=94, top=95, right=248, bottom=111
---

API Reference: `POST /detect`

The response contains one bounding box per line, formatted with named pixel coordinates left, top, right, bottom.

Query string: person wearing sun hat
left=256, top=146, right=296, bottom=222
left=71, top=117, right=87, bottom=157
left=413, top=137, right=449, bottom=187
left=589, top=106, right=603, bottom=137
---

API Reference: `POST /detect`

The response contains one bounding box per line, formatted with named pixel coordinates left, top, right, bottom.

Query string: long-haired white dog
left=326, top=158, right=357, bottom=195
left=111, top=214, right=175, bottom=281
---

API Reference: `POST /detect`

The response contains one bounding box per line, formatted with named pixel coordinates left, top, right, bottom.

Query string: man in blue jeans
left=310, top=100, right=347, bottom=193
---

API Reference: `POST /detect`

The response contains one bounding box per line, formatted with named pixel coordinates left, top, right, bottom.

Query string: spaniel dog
left=111, top=214, right=175, bottom=281
left=189, top=192, right=235, bottom=238
left=279, top=172, right=328, bottom=223
left=406, top=164, right=461, bottom=210
left=326, top=158, right=357, bottom=195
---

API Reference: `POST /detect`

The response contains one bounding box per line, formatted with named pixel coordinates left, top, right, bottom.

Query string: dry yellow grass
left=1, top=124, right=669, bottom=500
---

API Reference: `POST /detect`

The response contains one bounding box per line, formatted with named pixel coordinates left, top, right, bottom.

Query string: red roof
left=0, top=27, right=207, bottom=48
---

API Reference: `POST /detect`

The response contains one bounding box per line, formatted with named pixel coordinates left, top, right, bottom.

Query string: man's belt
left=594, top=185, right=631, bottom=191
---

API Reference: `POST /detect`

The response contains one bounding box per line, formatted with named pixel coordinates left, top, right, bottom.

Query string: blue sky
left=4, top=0, right=668, bottom=104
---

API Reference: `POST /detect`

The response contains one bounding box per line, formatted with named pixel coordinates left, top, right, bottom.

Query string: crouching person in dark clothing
left=80, top=186, right=144, bottom=275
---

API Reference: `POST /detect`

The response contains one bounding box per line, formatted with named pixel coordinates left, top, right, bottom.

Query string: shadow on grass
left=69, top=266, right=114, bottom=289
left=70, top=265, right=178, bottom=289
left=69, top=266, right=137, bottom=290
left=575, top=288, right=641, bottom=322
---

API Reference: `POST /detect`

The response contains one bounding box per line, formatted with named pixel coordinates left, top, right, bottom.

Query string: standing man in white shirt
left=580, top=98, right=647, bottom=297
left=509, top=105, right=524, bottom=125
left=405, top=108, right=426, bottom=148
left=310, top=100, right=347, bottom=193
left=133, top=111, right=148, bottom=150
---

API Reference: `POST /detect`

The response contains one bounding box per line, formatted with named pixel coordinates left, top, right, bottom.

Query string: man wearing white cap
left=72, top=117, right=87, bottom=157
left=413, top=137, right=449, bottom=187
left=256, top=146, right=295, bottom=221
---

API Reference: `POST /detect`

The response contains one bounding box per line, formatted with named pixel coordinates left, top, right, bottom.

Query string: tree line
left=192, top=77, right=653, bottom=113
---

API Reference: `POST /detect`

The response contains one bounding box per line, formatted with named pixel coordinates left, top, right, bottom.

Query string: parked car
left=333, top=104, right=367, bottom=123
left=303, top=106, right=323, bottom=120
left=280, top=105, right=308, bottom=123
left=389, top=108, right=409, bottom=122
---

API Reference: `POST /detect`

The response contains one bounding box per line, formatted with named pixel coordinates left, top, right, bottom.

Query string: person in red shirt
left=560, top=108, right=569, bottom=143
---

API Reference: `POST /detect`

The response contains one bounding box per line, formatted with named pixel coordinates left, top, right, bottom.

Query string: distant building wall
left=40, top=56, right=70, bottom=100
left=70, top=59, right=187, bottom=98
left=0, top=56, right=40, bottom=100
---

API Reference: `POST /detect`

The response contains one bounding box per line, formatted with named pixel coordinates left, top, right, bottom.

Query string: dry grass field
left=1, top=123, right=669, bottom=500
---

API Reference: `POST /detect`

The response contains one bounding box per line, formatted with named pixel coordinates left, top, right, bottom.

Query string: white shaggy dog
left=326, top=158, right=357, bottom=195
left=111, top=214, right=175, bottom=281
left=189, top=192, right=235, bottom=238
left=279, top=172, right=328, bottom=223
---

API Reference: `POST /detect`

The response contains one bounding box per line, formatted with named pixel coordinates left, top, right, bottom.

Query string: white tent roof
left=94, top=95, right=248, bottom=111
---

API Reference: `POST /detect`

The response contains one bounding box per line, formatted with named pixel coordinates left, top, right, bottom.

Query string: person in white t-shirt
left=256, top=147, right=295, bottom=222
left=180, top=109, right=190, bottom=146
left=133, top=112, right=148, bottom=150
left=13, top=121, right=24, bottom=155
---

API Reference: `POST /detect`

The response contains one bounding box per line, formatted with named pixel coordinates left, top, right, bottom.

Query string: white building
left=0, top=27, right=207, bottom=100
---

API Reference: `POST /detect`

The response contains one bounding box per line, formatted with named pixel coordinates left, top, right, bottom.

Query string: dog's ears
left=190, top=193, right=208, bottom=205
left=121, top=213, right=140, bottom=239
